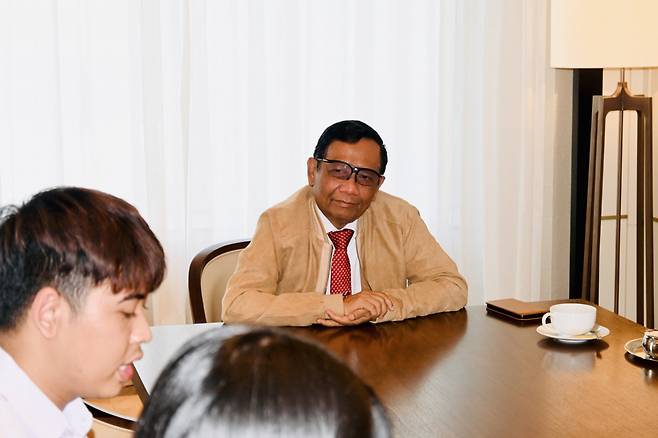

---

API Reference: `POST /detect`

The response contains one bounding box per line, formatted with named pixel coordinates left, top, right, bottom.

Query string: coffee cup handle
left=541, top=312, right=551, bottom=326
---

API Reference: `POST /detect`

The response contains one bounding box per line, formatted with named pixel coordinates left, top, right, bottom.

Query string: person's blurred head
left=0, top=187, right=165, bottom=406
left=136, top=327, right=390, bottom=438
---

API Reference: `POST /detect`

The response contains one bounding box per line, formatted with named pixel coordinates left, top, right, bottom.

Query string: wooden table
left=90, top=302, right=658, bottom=437
left=293, top=304, right=657, bottom=437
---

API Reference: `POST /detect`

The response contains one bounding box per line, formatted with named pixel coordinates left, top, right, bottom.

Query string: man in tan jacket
left=223, top=120, right=467, bottom=327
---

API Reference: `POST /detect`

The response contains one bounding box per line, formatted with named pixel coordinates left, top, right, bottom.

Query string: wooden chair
left=188, top=239, right=250, bottom=323
left=88, top=418, right=134, bottom=438
left=85, top=384, right=141, bottom=437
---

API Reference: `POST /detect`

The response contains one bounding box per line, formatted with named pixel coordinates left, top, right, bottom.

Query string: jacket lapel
left=357, top=206, right=373, bottom=292
left=307, top=194, right=333, bottom=293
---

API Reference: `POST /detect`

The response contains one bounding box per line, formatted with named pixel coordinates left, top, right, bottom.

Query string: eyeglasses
left=315, top=158, right=383, bottom=187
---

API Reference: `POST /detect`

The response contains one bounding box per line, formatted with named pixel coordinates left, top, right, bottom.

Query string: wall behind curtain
left=0, top=0, right=572, bottom=324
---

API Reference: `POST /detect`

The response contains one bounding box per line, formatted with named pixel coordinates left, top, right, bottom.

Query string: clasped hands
left=317, top=291, right=394, bottom=327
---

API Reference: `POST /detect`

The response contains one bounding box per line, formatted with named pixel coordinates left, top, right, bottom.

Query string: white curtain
left=0, top=0, right=571, bottom=324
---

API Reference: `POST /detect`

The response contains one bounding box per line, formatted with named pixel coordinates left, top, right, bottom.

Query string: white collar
left=314, top=204, right=357, bottom=234
left=0, top=346, right=92, bottom=437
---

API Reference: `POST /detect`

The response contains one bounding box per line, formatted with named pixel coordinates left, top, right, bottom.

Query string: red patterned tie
left=328, top=229, right=354, bottom=296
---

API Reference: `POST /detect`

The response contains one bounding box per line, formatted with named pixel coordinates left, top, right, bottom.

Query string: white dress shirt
left=0, top=346, right=92, bottom=438
left=315, top=205, right=362, bottom=294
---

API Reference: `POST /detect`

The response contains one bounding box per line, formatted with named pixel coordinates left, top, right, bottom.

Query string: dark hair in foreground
left=313, top=120, right=388, bottom=174
left=0, top=187, right=166, bottom=330
left=136, top=327, right=391, bottom=438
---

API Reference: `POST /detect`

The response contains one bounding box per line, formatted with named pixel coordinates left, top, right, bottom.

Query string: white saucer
left=536, top=323, right=610, bottom=343
left=624, top=338, right=658, bottom=363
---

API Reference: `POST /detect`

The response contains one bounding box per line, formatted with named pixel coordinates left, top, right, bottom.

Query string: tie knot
left=328, top=229, right=354, bottom=250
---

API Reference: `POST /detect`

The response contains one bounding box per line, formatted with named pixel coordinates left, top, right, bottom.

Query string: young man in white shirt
left=0, top=187, right=166, bottom=438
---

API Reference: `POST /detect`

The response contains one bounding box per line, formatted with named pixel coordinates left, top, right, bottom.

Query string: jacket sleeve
left=375, top=210, right=467, bottom=323
left=221, top=213, right=343, bottom=326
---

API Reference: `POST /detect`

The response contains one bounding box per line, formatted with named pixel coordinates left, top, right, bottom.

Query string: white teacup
left=541, top=303, right=596, bottom=336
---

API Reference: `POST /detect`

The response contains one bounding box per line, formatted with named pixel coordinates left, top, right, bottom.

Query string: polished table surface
left=292, top=303, right=658, bottom=437
left=90, top=302, right=658, bottom=437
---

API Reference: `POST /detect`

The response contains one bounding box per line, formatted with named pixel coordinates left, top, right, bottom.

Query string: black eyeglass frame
left=314, top=158, right=384, bottom=187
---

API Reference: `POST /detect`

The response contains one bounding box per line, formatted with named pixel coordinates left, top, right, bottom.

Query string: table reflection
left=290, top=310, right=467, bottom=398
left=537, top=338, right=609, bottom=373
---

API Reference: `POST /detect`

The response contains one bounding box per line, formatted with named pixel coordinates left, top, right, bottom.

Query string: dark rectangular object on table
left=485, top=298, right=549, bottom=321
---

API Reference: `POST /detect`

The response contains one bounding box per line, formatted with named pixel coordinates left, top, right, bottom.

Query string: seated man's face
left=54, top=283, right=151, bottom=400
left=308, top=138, right=383, bottom=229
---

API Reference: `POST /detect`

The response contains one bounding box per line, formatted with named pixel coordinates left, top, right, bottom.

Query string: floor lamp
left=551, top=0, right=658, bottom=326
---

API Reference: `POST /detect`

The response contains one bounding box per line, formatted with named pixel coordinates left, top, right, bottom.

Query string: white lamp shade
left=551, top=0, right=658, bottom=68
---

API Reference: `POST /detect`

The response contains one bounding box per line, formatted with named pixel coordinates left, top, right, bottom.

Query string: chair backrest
left=188, top=239, right=250, bottom=323
left=89, top=418, right=134, bottom=438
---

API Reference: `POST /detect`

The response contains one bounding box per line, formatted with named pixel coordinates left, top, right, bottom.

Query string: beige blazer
left=222, top=186, right=467, bottom=326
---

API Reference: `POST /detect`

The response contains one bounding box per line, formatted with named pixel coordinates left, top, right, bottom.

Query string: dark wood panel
left=570, top=69, right=603, bottom=299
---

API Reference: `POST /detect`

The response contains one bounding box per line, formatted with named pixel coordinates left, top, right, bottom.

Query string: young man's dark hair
left=313, top=120, right=388, bottom=174
left=0, top=187, right=165, bottom=330
left=0, top=187, right=166, bottom=437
